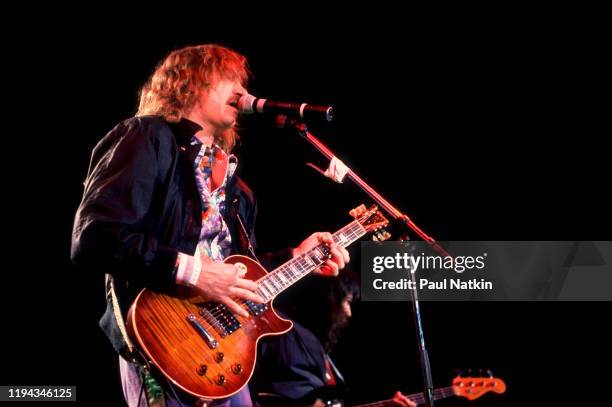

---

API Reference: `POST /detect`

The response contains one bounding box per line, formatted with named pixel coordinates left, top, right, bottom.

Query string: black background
left=3, top=6, right=609, bottom=406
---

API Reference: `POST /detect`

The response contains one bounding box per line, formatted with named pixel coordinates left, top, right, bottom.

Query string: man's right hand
left=192, top=258, right=264, bottom=318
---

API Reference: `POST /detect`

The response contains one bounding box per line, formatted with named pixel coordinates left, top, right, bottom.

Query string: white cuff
left=175, top=246, right=202, bottom=286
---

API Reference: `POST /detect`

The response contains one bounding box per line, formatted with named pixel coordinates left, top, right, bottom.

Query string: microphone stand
left=277, top=116, right=449, bottom=407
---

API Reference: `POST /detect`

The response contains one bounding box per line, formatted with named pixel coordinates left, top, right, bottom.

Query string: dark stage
left=3, top=11, right=609, bottom=406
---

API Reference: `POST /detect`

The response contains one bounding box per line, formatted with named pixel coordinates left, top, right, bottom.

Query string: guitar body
left=126, top=205, right=391, bottom=401
left=127, top=255, right=293, bottom=400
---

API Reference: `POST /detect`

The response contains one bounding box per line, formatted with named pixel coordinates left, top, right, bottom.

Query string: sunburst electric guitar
left=127, top=204, right=389, bottom=400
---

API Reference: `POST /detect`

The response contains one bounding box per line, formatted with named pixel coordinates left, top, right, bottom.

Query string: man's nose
left=235, top=84, right=248, bottom=95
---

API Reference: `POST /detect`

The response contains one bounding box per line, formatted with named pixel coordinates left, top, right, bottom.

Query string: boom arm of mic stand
left=279, top=116, right=441, bottom=407
left=279, top=116, right=451, bottom=257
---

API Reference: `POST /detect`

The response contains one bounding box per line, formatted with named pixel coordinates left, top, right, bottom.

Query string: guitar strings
left=355, top=386, right=455, bottom=407
left=203, top=222, right=365, bottom=321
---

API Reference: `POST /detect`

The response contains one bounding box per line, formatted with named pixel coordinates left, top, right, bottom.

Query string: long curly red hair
left=136, top=44, right=249, bottom=152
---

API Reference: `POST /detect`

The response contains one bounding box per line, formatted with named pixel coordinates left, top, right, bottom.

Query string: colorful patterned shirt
left=192, top=139, right=238, bottom=262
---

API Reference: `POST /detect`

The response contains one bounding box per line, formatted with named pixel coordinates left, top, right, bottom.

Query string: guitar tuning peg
left=349, top=204, right=367, bottom=219
left=454, top=369, right=463, bottom=377
left=372, top=234, right=380, bottom=242
left=381, top=231, right=391, bottom=241
left=467, top=368, right=473, bottom=377
left=486, top=369, right=494, bottom=378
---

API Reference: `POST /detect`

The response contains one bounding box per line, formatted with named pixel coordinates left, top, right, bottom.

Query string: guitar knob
left=196, top=365, right=207, bottom=376
left=215, top=352, right=224, bottom=362
left=232, top=364, right=243, bottom=374
left=216, top=374, right=226, bottom=385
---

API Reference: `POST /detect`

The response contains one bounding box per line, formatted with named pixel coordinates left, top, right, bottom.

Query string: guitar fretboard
left=356, top=386, right=455, bottom=407
left=255, top=220, right=367, bottom=302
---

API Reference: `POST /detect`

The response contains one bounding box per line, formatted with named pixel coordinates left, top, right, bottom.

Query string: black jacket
left=71, top=115, right=290, bottom=357
left=253, top=319, right=346, bottom=404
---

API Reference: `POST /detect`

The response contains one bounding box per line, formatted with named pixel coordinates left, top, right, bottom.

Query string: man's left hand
left=391, top=391, right=417, bottom=407
left=293, top=232, right=350, bottom=276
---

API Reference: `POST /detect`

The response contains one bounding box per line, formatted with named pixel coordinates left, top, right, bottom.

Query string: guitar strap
left=105, top=274, right=168, bottom=407
left=105, top=274, right=135, bottom=356
left=236, top=211, right=259, bottom=262
left=231, top=194, right=260, bottom=263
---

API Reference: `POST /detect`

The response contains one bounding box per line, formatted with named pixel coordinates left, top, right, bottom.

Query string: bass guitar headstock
left=452, top=372, right=506, bottom=401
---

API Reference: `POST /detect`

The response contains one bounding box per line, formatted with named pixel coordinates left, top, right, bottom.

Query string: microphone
left=237, top=94, right=334, bottom=122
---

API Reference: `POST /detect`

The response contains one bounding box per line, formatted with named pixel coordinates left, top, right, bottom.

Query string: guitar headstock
left=350, top=204, right=390, bottom=241
left=452, top=374, right=507, bottom=401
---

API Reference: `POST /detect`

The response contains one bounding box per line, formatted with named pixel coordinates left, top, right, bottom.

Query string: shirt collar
left=194, top=141, right=238, bottom=165
left=168, top=118, right=203, bottom=147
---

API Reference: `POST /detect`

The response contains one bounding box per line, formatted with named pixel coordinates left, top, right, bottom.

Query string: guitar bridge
left=187, top=314, right=218, bottom=349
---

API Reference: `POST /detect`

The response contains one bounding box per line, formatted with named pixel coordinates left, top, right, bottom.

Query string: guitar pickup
left=201, top=303, right=241, bottom=335
left=187, top=314, right=219, bottom=349
left=244, top=300, right=268, bottom=316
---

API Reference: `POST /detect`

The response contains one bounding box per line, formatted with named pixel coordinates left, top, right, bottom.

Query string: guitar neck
left=255, top=220, right=367, bottom=302
left=355, top=386, right=455, bottom=407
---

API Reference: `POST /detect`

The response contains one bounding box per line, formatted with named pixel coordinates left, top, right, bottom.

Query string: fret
left=350, top=223, right=366, bottom=238
left=256, top=287, right=271, bottom=302
left=268, top=277, right=281, bottom=295
left=313, top=246, right=326, bottom=262
left=266, top=275, right=281, bottom=293
left=284, top=266, right=296, bottom=281
left=316, top=251, right=326, bottom=263
left=285, top=264, right=297, bottom=279
left=334, top=235, right=351, bottom=248
left=301, top=255, right=315, bottom=269
left=351, top=224, right=365, bottom=239
left=334, top=232, right=349, bottom=246
left=260, top=280, right=275, bottom=298
left=276, top=262, right=298, bottom=283
left=333, top=221, right=366, bottom=249
left=277, top=270, right=290, bottom=284
left=294, top=259, right=308, bottom=274
left=272, top=273, right=285, bottom=289
left=284, top=260, right=296, bottom=275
